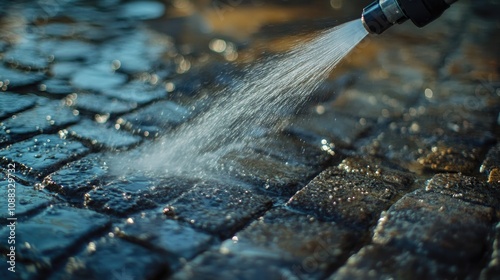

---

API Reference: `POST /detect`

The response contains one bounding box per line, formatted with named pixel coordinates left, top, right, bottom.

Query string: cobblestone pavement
left=0, top=0, right=499, bottom=279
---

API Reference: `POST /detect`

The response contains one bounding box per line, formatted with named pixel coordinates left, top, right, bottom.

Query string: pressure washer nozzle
left=362, top=0, right=458, bottom=35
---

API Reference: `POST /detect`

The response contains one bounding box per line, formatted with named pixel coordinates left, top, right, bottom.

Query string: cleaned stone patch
left=372, top=190, right=494, bottom=264
left=0, top=100, right=80, bottom=146
left=65, top=119, right=142, bottom=150
left=425, top=173, right=500, bottom=209
left=3, top=44, right=51, bottom=70
left=287, top=158, right=412, bottom=228
left=71, top=65, right=127, bottom=92
left=0, top=134, right=89, bottom=178
left=0, top=205, right=110, bottom=268
left=331, top=244, right=469, bottom=280
left=163, top=182, right=272, bottom=237
left=0, top=92, right=38, bottom=119
left=221, top=208, right=361, bottom=279
left=51, top=236, right=170, bottom=280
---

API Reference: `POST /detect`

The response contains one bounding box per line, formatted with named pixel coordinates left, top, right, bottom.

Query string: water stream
left=122, top=19, right=368, bottom=177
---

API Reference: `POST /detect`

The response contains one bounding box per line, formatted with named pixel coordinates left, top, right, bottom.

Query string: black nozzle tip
left=362, top=1, right=393, bottom=34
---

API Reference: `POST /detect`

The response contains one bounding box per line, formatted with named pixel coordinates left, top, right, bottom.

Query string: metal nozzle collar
left=379, top=0, right=406, bottom=24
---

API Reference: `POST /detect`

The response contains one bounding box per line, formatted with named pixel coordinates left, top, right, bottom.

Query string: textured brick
left=51, top=237, right=170, bottom=280
left=372, top=190, right=494, bottom=264
left=42, top=154, right=109, bottom=199
left=163, top=182, right=272, bottom=237
left=287, top=158, right=413, bottom=228
left=0, top=100, right=80, bottom=146
left=67, top=93, right=138, bottom=116
left=65, top=119, right=142, bottom=150
left=117, top=214, right=213, bottom=260
left=0, top=173, right=53, bottom=219
left=0, top=92, right=38, bottom=119
left=481, top=143, right=500, bottom=183
left=0, top=65, right=45, bottom=89
left=117, top=101, right=191, bottom=137
left=101, top=80, right=166, bottom=104
left=222, top=208, right=361, bottom=279
left=0, top=206, right=110, bottom=270
left=0, top=134, right=89, bottom=178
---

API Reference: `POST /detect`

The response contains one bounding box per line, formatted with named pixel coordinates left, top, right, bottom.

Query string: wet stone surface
left=0, top=100, right=80, bottom=146
left=0, top=134, right=89, bottom=178
left=163, top=182, right=273, bottom=237
left=65, top=119, right=142, bottom=151
left=0, top=0, right=497, bottom=278
left=287, top=157, right=414, bottom=229
left=0, top=205, right=110, bottom=272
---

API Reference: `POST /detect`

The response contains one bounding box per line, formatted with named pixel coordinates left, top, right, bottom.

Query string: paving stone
left=67, top=93, right=138, bottom=116
left=38, top=79, right=75, bottom=95
left=51, top=61, right=85, bottom=79
left=42, top=154, right=109, bottom=199
left=288, top=110, right=373, bottom=146
left=101, top=80, right=167, bottom=104
left=2, top=44, right=51, bottom=70
left=117, top=213, right=213, bottom=260
left=117, top=101, right=191, bottom=137
left=0, top=134, right=89, bottom=178
left=0, top=64, right=45, bottom=89
left=70, top=65, right=127, bottom=92
left=65, top=119, right=142, bottom=150
left=39, top=40, right=97, bottom=62
left=372, top=190, right=495, bottom=264
left=51, top=236, right=170, bottom=280
left=0, top=173, right=54, bottom=219
left=0, top=205, right=110, bottom=269
left=224, top=151, right=322, bottom=197
left=331, top=244, right=473, bottom=280
left=84, top=181, right=157, bottom=217
left=481, top=143, right=500, bottom=183
left=0, top=100, right=80, bottom=145
left=163, top=182, right=272, bottom=237
left=0, top=92, right=38, bottom=119
left=39, top=23, right=76, bottom=38
left=287, top=158, right=413, bottom=228
left=220, top=208, right=361, bottom=279
left=171, top=249, right=292, bottom=280
left=425, top=173, right=500, bottom=209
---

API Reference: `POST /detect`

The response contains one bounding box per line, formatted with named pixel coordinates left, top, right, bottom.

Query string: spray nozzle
left=362, top=0, right=458, bottom=34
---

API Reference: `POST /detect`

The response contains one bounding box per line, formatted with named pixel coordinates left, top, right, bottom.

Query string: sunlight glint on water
left=130, top=20, right=368, bottom=176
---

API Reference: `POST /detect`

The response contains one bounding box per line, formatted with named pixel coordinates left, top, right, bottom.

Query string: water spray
left=362, top=0, right=458, bottom=34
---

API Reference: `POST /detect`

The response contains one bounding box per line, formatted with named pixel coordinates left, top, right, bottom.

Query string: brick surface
left=0, top=134, right=89, bottom=178
left=0, top=92, right=38, bottom=120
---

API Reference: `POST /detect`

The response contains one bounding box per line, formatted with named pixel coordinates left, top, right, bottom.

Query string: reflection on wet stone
left=0, top=0, right=497, bottom=278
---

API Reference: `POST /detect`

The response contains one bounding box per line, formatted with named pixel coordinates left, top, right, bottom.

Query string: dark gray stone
left=51, top=237, right=170, bottom=280
left=3, top=44, right=50, bottom=70
left=0, top=134, right=89, bottom=178
left=39, top=79, right=75, bottom=95
left=68, top=93, right=137, bottom=116
left=221, top=208, right=361, bottom=279
left=39, top=40, right=97, bottom=62
left=42, top=154, right=109, bottom=198
left=0, top=173, right=53, bottom=219
left=0, top=206, right=110, bottom=268
left=0, top=92, right=38, bottom=119
left=163, top=182, right=272, bottom=237
left=71, top=65, right=127, bottom=92
left=0, top=100, right=80, bottom=145
left=117, top=214, right=213, bottom=260
left=66, top=119, right=142, bottom=150
left=372, top=190, right=494, bottom=264
left=119, top=1, right=165, bottom=20
left=480, top=222, right=500, bottom=280
left=287, top=159, right=412, bottom=228
left=0, top=65, right=45, bottom=89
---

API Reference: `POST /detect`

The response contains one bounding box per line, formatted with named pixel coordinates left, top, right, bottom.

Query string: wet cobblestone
left=0, top=0, right=498, bottom=279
